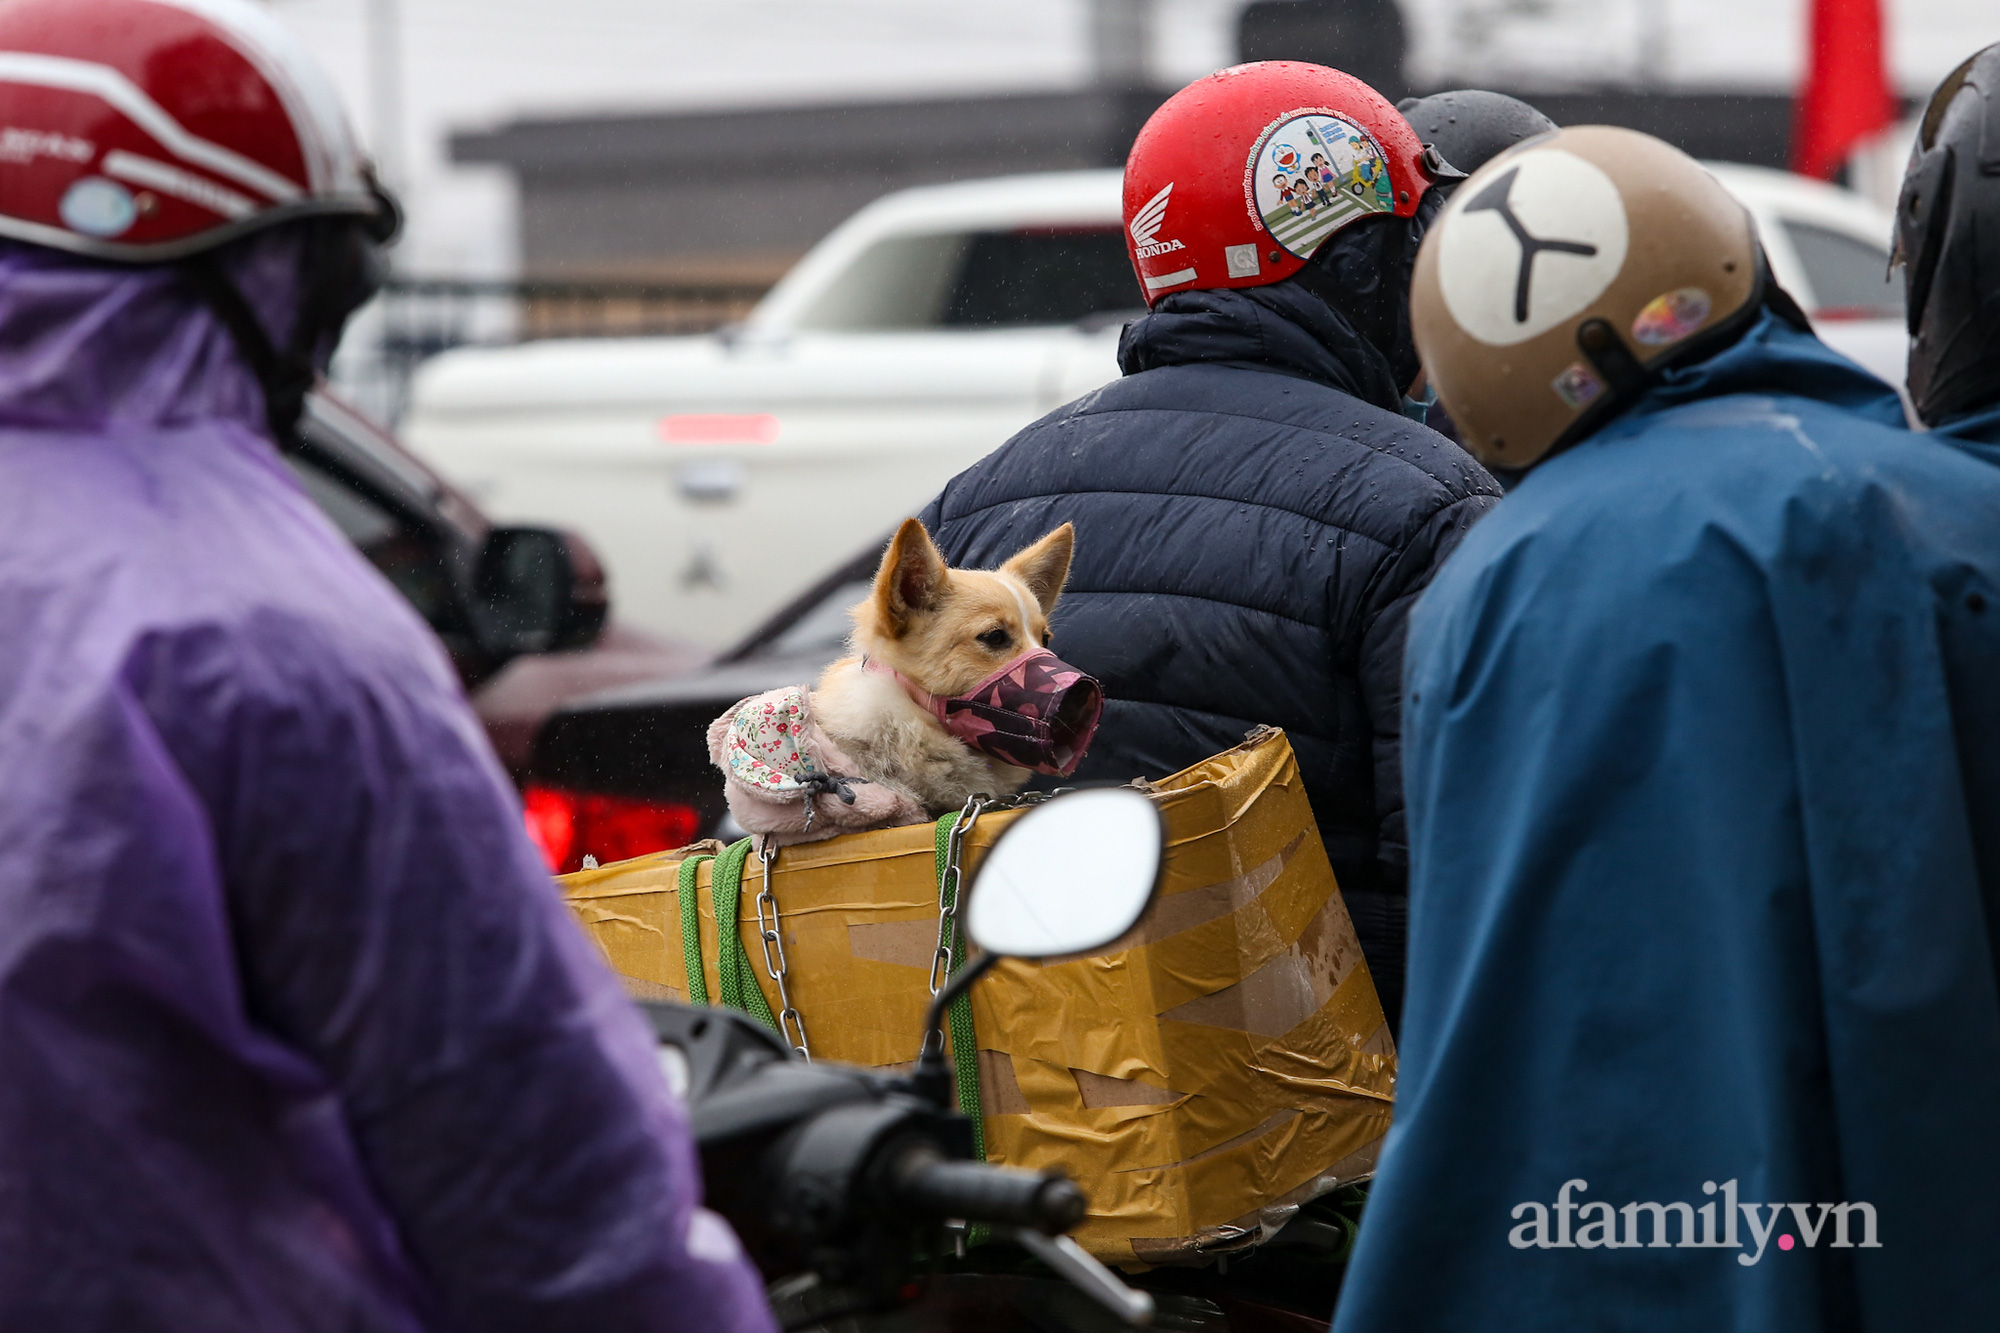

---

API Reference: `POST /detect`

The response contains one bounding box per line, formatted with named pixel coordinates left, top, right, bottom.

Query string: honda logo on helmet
left=1130, top=182, right=1186, bottom=260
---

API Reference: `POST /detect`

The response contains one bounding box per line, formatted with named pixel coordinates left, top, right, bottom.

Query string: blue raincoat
left=1933, top=400, right=2000, bottom=468
left=1332, top=313, right=2000, bottom=1330
left=0, top=235, right=774, bottom=1332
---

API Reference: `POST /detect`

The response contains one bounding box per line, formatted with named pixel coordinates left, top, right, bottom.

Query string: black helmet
left=1396, top=89, right=1558, bottom=180
left=1896, top=42, right=2000, bottom=426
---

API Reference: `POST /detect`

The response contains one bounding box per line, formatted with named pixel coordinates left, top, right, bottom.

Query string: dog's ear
left=1000, top=523, right=1074, bottom=618
left=873, top=518, right=948, bottom=637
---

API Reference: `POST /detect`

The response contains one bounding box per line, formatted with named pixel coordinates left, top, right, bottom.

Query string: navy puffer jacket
left=918, top=272, right=1498, bottom=1028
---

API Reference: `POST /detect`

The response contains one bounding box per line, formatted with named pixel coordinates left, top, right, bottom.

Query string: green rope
left=711, top=837, right=780, bottom=1031
left=676, top=853, right=713, bottom=1007
left=932, top=813, right=987, bottom=1163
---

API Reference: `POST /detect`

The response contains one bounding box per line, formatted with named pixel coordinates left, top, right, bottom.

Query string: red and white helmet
left=1123, top=61, right=1436, bottom=306
left=0, top=0, right=394, bottom=262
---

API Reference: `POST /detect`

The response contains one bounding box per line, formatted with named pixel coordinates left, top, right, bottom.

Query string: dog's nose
left=1049, top=674, right=1104, bottom=773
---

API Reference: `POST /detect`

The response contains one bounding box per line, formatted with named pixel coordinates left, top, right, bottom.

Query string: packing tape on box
left=563, top=728, right=1395, bottom=1266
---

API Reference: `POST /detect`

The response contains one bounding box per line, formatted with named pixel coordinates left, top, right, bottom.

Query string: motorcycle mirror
left=468, top=525, right=608, bottom=661
left=964, top=788, right=1164, bottom=960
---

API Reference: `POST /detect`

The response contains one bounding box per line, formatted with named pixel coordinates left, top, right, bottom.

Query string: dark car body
left=288, top=393, right=707, bottom=776
left=529, top=543, right=884, bottom=848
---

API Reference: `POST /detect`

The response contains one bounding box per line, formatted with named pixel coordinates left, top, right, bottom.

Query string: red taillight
left=522, top=783, right=703, bottom=875
left=523, top=785, right=579, bottom=871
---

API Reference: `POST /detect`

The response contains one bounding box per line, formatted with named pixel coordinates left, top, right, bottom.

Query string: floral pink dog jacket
left=707, top=687, right=927, bottom=845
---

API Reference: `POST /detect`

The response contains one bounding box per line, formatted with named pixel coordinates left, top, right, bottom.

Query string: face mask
left=867, top=648, right=1104, bottom=777
left=1401, top=381, right=1439, bottom=423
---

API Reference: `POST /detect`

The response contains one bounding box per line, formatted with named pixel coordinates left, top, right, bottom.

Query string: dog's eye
left=978, top=628, right=1011, bottom=651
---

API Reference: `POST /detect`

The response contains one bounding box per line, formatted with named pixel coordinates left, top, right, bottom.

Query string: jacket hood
left=0, top=231, right=304, bottom=437
left=1933, top=401, right=2000, bottom=471
left=1597, top=306, right=1910, bottom=443
left=1116, top=193, right=1441, bottom=412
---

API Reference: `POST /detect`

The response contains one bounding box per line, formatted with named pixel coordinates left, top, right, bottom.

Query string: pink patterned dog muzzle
left=868, top=647, right=1104, bottom=777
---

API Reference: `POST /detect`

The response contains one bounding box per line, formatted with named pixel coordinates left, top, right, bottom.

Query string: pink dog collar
left=864, top=656, right=947, bottom=721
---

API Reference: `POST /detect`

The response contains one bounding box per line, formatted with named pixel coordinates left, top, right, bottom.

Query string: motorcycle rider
left=919, top=62, right=1502, bottom=1030
left=1335, top=127, right=2000, bottom=1330
left=1395, top=89, right=1557, bottom=451
left=1396, top=89, right=1558, bottom=185
left=0, top=2, right=772, bottom=1329
left=1895, top=41, right=2000, bottom=461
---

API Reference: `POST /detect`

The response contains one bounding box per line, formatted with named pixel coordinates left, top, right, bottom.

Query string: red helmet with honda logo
left=1123, top=61, right=1433, bottom=306
left=0, top=0, right=395, bottom=262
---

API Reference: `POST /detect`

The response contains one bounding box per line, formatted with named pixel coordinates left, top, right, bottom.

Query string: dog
left=708, top=518, right=1098, bottom=844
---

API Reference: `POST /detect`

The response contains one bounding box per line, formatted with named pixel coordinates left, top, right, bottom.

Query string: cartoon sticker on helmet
left=1631, top=287, right=1713, bottom=346
left=1550, top=361, right=1607, bottom=410
left=1249, top=112, right=1395, bottom=260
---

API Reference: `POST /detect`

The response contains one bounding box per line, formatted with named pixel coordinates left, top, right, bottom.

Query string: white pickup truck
left=403, top=165, right=1906, bottom=649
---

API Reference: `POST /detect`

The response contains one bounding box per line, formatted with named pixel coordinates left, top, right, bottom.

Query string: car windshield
left=763, top=580, right=871, bottom=657
left=1780, top=219, right=1903, bottom=318
left=794, top=227, right=1140, bottom=331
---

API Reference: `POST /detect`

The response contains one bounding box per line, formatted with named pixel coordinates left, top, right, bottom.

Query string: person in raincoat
left=0, top=3, right=774, bottom=1330
left=1895, top=42, right=2000, bottom=465
left=1332, top=127, right=2000, bottom=1331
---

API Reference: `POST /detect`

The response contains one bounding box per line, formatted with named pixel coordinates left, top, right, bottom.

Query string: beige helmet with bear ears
left=1410, top=125, right=1768, bottom=470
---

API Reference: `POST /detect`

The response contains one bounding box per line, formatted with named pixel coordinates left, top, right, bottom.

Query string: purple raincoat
left=0, top=234, right=775, bottom=1333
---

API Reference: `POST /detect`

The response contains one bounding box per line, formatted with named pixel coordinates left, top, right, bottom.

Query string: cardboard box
left=562, top=728, right=1394, bottom=1265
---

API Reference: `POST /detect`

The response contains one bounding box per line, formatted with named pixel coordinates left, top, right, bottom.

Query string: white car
left=403, top=165, right=1905, bottom=649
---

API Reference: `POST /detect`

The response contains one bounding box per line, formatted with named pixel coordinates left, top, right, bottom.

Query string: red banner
left=1792, top=0, right=1897, bottom=180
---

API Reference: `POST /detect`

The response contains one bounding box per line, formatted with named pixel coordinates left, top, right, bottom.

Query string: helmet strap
left=179, top=252, right=317, bottom=443
left=1575, top=318, right=1649, bottom=399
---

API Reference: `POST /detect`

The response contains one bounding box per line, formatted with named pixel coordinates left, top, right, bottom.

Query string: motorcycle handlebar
left=888, top=1147, right=1087, bottom=1234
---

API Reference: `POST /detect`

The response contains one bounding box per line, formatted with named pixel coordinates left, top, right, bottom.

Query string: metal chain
left=755, top=839, right=811, bottom=1060
left=923, top=789, right=1076, bottom=1001
left=928, top=793, right=991, bottom=999
left=745, top=789, right=1098, bottom=1064
left=748, top=790, right=1093, bottom=1064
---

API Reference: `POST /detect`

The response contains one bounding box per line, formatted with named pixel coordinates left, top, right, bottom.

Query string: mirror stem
left=912, top=953, right=999, bottom=1110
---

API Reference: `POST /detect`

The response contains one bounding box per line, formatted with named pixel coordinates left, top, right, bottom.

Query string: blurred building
left=452, top=0, right=1796, bottom=289
left=451, top=89, right=1165, bottom=286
